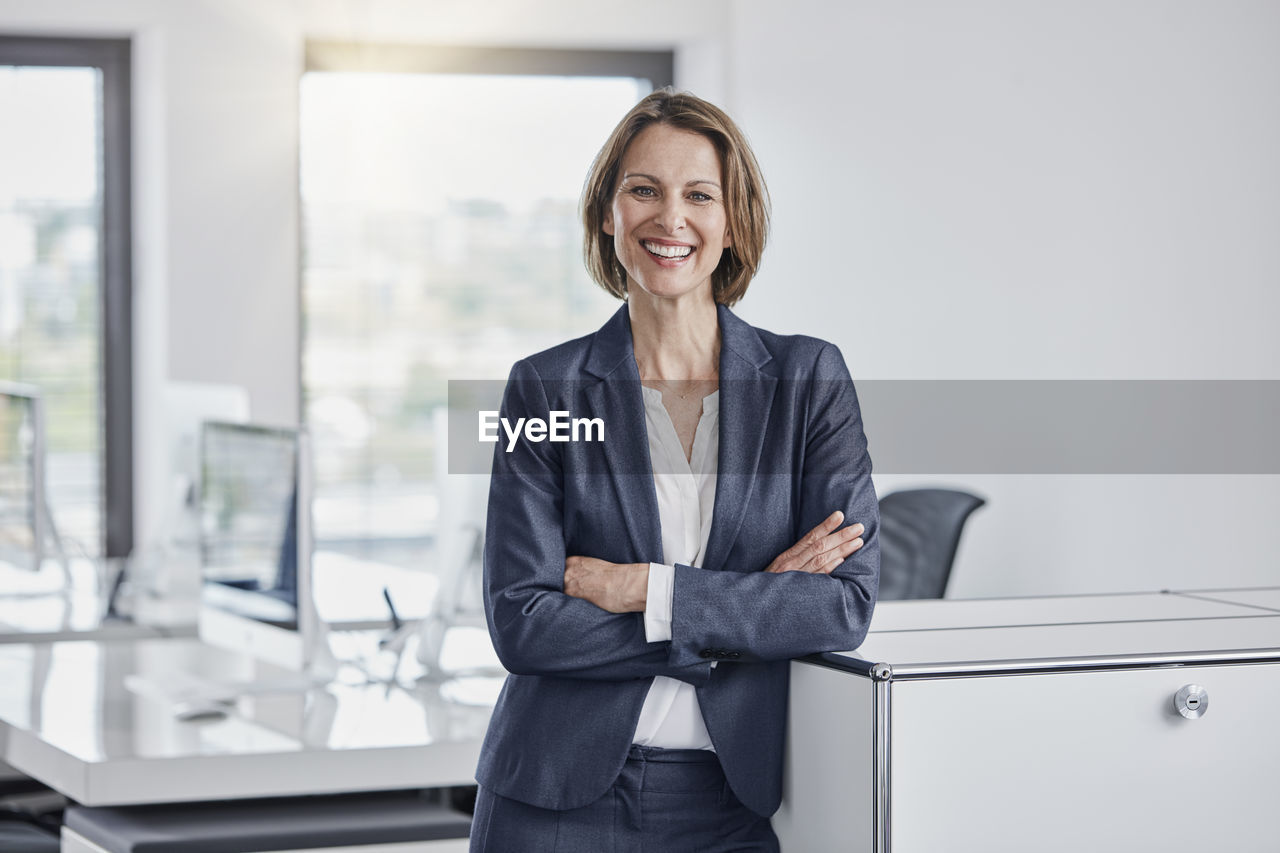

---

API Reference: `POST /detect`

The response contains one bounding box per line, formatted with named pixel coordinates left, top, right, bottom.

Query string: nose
left=653, top=194, right=687, bottom=233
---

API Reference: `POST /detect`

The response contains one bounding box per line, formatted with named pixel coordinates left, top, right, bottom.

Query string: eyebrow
left=622, top=172, right=722, bottom=190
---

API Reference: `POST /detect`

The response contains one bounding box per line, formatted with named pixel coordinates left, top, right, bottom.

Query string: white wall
left=727, top=0, right=1280, bottom=595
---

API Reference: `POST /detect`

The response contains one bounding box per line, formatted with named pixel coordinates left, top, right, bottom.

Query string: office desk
left=0, top=550, right=446, bottom=646
left=776, top=592, right=1280, bottom=853
left=0, top=559, right=197, bottom=645
left=0, top=593, right=191, bottom=645
left=0, top=636, right=496, bottom=807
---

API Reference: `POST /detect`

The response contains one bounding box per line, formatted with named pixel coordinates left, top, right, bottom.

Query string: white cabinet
left=891, top=663, right=1280, bottom=851
left=775, top=592, right=1280, bottom=852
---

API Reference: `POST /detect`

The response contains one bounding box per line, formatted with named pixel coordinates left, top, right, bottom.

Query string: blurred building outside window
left=300, top=48, right=667, bottom=581
left=0, top=37, right=132, bottom=566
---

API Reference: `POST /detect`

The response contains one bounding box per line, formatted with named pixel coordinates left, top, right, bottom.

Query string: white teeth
left=642, top=240, right=693, bottom=259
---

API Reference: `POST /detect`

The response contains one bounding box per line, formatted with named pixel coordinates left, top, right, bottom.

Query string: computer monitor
left=0, top=382, right=45, bottom=573
left=198, top=421, right=317, bottom=672
left=162, top=380, right=251, bottom=536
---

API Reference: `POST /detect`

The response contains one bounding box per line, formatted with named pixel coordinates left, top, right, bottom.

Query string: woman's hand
left=564, top=511, right=861, bottom=610
left=765, top=511, right=864, bottom=575
left=564, top=557, right=649, bottom=613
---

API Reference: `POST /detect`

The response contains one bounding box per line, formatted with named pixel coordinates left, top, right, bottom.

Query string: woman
left=472, top=89, right=879, bottom=851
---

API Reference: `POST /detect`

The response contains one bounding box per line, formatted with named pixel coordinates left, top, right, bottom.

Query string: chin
left=630, top=275, right=714, bottom=304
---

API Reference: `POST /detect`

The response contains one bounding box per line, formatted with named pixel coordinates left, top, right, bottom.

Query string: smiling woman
left=602, top=124, right=732, bottom=304
left=472, top=89, right=880, bottom=852
left=582, top=89, right=771, bottom=308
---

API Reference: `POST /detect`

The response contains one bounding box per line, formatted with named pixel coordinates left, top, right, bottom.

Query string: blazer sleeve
left=667, top=343, right=880, bottom=666
left=483, top=358, right=714, bottom=685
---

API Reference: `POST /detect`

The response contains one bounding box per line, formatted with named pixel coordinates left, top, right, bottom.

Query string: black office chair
left=877, top=488, right=985, bottom=600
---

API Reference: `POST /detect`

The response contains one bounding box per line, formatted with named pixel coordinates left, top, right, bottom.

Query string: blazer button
left=726, top=652, right=741, bottom=659
left=699, top=649, right=715, bottom=659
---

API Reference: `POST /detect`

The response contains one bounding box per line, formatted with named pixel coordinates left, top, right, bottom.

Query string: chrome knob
left=1174, top=684, right=1208, bottom=719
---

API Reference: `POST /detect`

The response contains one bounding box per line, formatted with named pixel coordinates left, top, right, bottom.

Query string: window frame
left=304, top=42, right=673, bottom=85
left=0, top=35, right=134, bottom=558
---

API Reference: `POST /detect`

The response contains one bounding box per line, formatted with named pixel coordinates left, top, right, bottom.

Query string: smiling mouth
left=641, top=240, right=694, bottom=260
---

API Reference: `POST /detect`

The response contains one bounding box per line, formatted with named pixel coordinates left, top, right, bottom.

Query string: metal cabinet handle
left=1174, top=684, right=1209, bottom=719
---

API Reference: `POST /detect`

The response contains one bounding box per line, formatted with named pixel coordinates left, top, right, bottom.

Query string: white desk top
left=0, top=550, right=442, bottom=643
left=0, top=558, right=196, bottom=644
left=866, top=591, right=1257, bottom=633
left=0, top=592, right=184, bottom=645
left=0, top=636, right=496, bottom=806
left=311, top=550, right=438, bottom=627
left=1169, top=587, right=1280, bottom=614
left=835, top=606, right=1280, bottom=678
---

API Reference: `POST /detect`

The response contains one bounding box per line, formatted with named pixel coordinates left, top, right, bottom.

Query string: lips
left=641, top=239, right=694, bottom=261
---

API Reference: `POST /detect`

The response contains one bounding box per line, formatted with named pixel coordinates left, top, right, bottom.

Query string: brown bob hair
left=581, top=88, right=771, bottom=307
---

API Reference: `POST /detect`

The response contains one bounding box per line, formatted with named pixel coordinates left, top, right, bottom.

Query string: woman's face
left=603, top=123, right=731, bottom=305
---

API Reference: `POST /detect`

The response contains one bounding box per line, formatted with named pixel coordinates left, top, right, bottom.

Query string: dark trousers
left=470, top=745, right=780, bottom=852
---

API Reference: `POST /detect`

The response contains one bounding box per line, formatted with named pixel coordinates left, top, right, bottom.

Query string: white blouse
left=631, top=385, right=719, bottom=751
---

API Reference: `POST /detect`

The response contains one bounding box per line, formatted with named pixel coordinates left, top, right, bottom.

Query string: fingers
left=813, top=531, right=864, bottom=574
left=829, top=523, right=864, bottom=551
left=767, top=515, right=867, bottom=574
left=790, top=511, right=845, bottom=565
left=805, top=511, right=844, bottom=544
left=803, top=521, right=863, bottom=571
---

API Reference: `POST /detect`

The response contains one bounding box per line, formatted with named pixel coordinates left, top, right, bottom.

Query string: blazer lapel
left=582, top=306, right=664, bottom=564
left=703, top=305, right=776, bottom=573
left=579, top=303, right=776, bottom=571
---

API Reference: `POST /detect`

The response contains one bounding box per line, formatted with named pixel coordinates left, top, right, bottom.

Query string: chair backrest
left=877, top=488, right=985, bottom=600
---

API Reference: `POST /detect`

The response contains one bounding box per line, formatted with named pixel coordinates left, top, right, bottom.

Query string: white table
left=776, top=591, right=1280, bottom=853
left=0, top=592, right=190, bottom=645
left=0, top=550, right=445, bottom=644
left=1169, top=586, right=1280, bottom=614
left=0, top=635, right=497, bottom=807
left=0, top=559, right=193, bottom=645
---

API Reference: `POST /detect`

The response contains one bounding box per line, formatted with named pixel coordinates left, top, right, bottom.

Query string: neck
left=627, top=291, right=721, bottom=380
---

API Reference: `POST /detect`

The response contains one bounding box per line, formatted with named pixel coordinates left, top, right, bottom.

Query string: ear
left=602, top=206, right=614, bottom=236
left=723, top=224, right=732, bottom=248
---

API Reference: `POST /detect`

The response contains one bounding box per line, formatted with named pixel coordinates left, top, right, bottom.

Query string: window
left=0, top=36, right=132, bottom=560
left=300, top=45, right=670, bottom=572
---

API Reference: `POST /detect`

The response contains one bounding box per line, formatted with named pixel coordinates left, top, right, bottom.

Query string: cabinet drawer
left=891, top=663, right=1280, bottom=852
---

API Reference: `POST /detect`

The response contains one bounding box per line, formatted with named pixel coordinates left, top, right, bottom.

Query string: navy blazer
left=477, top=303, right=880, bottom=818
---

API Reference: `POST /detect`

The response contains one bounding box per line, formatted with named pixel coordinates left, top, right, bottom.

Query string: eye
left=689, top=191, right=714, bottom=202
left=629, top=186, right=657, bottom=198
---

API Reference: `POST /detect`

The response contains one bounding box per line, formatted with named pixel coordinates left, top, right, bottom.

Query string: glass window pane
left=301, top=72, right=646, bottom=569
left=0, top=65, right=104, bottom=558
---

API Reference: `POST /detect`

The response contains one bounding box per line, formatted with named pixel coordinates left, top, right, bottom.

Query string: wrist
left=626, top=563, right=649, bottom=612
